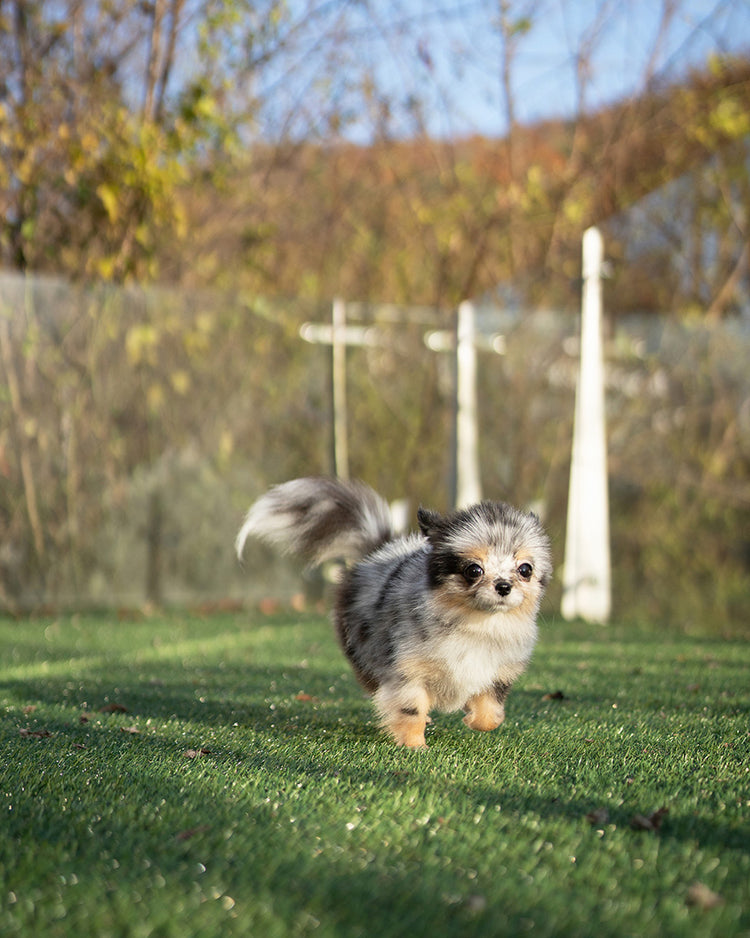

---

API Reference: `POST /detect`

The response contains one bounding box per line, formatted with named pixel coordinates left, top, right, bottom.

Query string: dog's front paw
left=396, top=731, right=428, bottom=750
left=462, top=693, right=505, bottom=732
left=389, top=715, right=429, bottom=749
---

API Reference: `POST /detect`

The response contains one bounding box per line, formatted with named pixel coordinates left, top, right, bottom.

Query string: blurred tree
left=2, top=0, right=748, bottom=312
left=173, top=52, right=750, bottom=315
left=0, top=0, right=340, bottom=282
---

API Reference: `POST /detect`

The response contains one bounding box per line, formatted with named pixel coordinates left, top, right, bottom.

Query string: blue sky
left=255, top=0, right=750, bottom=140
left=383, top=0, right=750, bottom=138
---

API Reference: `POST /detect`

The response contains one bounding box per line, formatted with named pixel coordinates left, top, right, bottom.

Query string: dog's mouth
left=472, top=590, right=524, bottom=613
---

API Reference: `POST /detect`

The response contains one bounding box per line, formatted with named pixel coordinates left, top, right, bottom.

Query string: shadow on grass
left=6, top=670, right=747, bottom=859
left=2, top=615, right=748, bottom=936
left=3, top=621, right=749, bottom=855
left=4, top=697, right=748, bottom=938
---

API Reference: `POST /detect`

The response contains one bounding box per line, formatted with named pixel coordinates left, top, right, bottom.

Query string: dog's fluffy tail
left=235, top=477, right=394, bottom=567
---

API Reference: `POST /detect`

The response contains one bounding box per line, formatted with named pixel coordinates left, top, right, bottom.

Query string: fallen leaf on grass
left=686, top=881, right=724, bottom=910
left=22, top=705, right=37, bottom=715
left=542, top=690, right=567, bottom=701
left=120, top=725, right=140, bottom=735
left=466, top=895, right=487, bottom=913
left=184, top=748, right=211, bottom=759
left=100, top=703, right=129, bottom=713
left=585, top=807, right=609, bottom=826
left=295, top=692, right=319, bottom=702
left=19, top=728, right=52, bottom=739
left=176, top=825, right=211, bottom=842
left=630, top=807, right=668, bottom=831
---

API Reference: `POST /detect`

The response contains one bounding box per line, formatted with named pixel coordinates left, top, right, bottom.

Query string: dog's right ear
left=417, top=507, right=442, bottom=538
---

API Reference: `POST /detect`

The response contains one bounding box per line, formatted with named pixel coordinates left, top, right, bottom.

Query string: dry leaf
left=686, top=881, right=724, bottom=910
left=630, top=807, right=668, bottom=831
left=22, top=705, right=37, bottom=715
left=100, top=703, right=128, bottom=713
left=542, top=690, right=566, bottom=701
left=19, top=727, right=52, bottom=739
left=585, top=807, right=609, bottom=826
left=466, top=895, right=487, bottom=913
left=176, top=825, right=211, bottom=842
left=184, top=748, right=211, bottom=759
left=295, top=692, right=318, bottom=702
left=120, top=725, right=140, bottom=734
left=630, top=814, right=653, bottom=831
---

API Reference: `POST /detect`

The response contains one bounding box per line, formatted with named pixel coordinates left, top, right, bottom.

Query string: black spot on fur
left=493, top=681, right=512, bottom=704
left=426, top=548, right=462, bottom=588
left=374, top=554, right=411, bottom=612
left=358, top=620, right=371, bottom=643
left=400, top=707, right=419, bottom=716
left=417, top=507, right=441, bottom=536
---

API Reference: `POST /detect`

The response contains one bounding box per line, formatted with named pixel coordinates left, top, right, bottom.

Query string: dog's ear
left=417, top=507, right=442, bottom=538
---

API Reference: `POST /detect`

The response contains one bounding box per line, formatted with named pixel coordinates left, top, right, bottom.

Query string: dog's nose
left=495, top=579, right=512, bottom=597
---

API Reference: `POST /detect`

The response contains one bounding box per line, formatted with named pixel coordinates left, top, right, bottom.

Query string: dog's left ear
left=417, top=507, right=442, bottom=538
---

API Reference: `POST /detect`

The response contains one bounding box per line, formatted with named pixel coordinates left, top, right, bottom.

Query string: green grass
left=0, top=610, right=748, bottom=938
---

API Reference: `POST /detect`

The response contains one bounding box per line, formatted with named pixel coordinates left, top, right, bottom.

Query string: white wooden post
left=331, top=297, right=349, bottom=480
left=455, top=300, right=482, bottom=507
left=562, top=227, right=611, bottom=623
left=300, top=306, right=389, bottom=480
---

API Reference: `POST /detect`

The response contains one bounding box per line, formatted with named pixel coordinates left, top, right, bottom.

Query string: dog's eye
left=463, top=562, right=484, bottom=584
left=517, top=562, right=533, bottom=580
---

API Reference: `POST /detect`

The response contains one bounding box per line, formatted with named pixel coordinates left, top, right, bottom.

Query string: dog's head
left=418, top=501, right=552, bottom=617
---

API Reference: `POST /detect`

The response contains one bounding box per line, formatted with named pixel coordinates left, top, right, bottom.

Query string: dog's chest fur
left=406, top=612, right=537, bottom=710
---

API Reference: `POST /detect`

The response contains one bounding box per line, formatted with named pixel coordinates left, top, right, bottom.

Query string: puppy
left=236, top=477, right=552, bottom=749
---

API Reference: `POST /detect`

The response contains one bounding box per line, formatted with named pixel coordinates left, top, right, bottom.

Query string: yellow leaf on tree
left=126, top=324, right=159, bottom=365
left=170, top=370, right=191, bottom=395
left=147, top=383, right=165, bottom=412
left=97, top=183, right=120, bottom=223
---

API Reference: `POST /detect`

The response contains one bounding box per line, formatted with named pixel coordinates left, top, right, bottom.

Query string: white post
left=455, top=300, right=482, bottom=507
left=331, top=297, right=349, bottom=480
left=562, top=227, right=611, bottom=623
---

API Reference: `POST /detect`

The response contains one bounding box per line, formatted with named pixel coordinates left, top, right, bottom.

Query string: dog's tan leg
left=462, top=691, right=506, bottom=732
left=374, top=683, right=431, bottom=749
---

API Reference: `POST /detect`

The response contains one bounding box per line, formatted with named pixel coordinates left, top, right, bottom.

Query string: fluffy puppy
left=236, top=477, right=552, bottom=749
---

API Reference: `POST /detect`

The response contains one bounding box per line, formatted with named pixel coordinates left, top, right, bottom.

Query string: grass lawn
left=0, top=609, right=748, bottom=938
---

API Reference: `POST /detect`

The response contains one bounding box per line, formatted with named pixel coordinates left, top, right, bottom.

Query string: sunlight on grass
left=1, top=612, right=748, bottom=938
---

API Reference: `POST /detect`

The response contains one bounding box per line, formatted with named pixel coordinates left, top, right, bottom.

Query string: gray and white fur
left=236, top=477, right=552, bottom=749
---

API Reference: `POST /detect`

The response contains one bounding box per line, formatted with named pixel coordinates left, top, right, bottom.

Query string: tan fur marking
left=430, top=590, right=475, bottom=614
left=467, top=548, right=489, bottom=567
left=462, top=691, right=506, bottom=732
left=515, top=586, right=541, bottom=619
left=395, top=655, right=450, bottom=689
